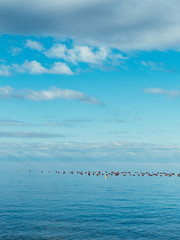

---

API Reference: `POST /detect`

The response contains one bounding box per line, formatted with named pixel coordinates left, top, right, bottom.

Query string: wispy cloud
left=0, top=65, right=11, bottom=76
left=0, top=119, right=25, bottom=126
left=141, top=61, right=165, bottom=71
left=0, top=131, right=64, bottom=138
left=0, top=86, right=102, bottom=104
left=0, top=116, right=142, bottom=128
left=11, top=46, right=22, bottom=56
left=140, top=61, right=177, bottom=73
left=144, top=88, right=180, bottom=98
left=0, top=141, right=180, bottom=161
left=0, top=118, right=92, bottom=127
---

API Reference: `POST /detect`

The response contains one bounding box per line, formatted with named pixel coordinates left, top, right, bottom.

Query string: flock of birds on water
left=16, top=170, right=180, bottom=178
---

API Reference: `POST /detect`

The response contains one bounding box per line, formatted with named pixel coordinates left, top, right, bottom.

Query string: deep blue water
left=1, top=165, right=180, bottom=239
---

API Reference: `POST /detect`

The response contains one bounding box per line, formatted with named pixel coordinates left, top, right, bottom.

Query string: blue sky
left=1, top=0, right=180, bottom=162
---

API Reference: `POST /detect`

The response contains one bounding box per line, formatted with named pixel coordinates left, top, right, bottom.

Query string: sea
left=1, top=161, right=180, bottom=239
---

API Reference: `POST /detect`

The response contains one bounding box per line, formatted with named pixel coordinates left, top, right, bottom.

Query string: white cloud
left=144, top=88, right=180, bottom=98
left=0, top=0, right=180, bottom=51
left=45, top=43, right=108, bottom=64
left=25, top=39, right=44, bottom=51
left=72, top=46, right=108, bottom=64
left=45, top=43, right=66, bottom=59
left=14, top=60, right=73, bottom=75
left=48, top=62, right=73, bottom=74
left=21, top=60, right=46, bottom=74
left=0, top=86, right=102, bottom=104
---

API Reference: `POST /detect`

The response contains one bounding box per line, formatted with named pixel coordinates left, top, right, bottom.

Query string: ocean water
left=1, top=164, right=180, bottom=239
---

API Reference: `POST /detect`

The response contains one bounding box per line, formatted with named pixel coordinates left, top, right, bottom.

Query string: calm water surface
left=1, top=167, right=180, bottom=239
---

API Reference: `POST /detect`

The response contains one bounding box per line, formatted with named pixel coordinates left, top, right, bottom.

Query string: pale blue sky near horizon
left=1, top=0, right=180, bottom=162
